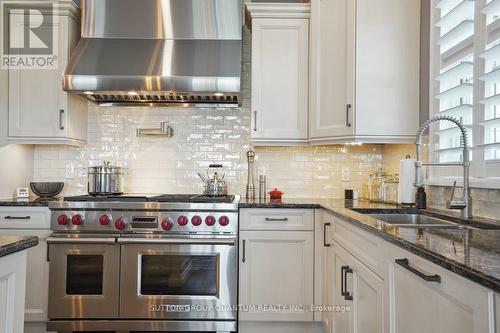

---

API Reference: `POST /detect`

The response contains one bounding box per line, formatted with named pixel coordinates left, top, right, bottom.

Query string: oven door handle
left=117, top=237, right=237, bottom=246
left=46, top=237, right=117, bottom=245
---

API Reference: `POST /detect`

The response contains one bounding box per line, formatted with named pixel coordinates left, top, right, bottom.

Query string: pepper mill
left=246, top=150, right=256, bottom=200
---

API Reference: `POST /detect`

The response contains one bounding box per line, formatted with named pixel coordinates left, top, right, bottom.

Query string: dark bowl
left=30, top=182, right=64, bottom=197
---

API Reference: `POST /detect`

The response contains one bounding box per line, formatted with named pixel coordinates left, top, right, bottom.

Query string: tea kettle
left=198, top=164, right=228, bottom=197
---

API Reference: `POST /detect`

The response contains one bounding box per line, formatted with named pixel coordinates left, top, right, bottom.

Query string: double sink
left=366, top=213, right=462, bottom=229
left=361, top=211, right=499, bottom=231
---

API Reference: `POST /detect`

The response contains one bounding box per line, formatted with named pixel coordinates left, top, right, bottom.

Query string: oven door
left=47, top=236, right=120, bottom=319
left=118, top=236, right=237, bottom=320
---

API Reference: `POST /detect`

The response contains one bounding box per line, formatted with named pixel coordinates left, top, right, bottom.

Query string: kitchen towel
left=398, top=157, right=416, bottom=204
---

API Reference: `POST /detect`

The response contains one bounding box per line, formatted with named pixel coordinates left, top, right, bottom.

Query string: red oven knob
left=205, top=216, right=216, bottom=226
left=99, top=215, right=111, bottom=225
left=115, top=218, right=127, bottom=230
left=177, top=215, right=188, bottom=226
left=57, top=214, right=69, bottom=225
left=71, top=214, right=84, bottom=225
left=191, top=215, right=202, bottom=226
left=219, top=215, right=230, bottom=226
left=161, top=218, right=174, bottom=231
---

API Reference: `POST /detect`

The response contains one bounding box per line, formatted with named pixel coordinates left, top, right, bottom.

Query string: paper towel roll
left=398, top=158, right=416, bottom=204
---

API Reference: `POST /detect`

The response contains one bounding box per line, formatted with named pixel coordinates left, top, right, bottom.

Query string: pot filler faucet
left=415, top=115, right=472, bottom=220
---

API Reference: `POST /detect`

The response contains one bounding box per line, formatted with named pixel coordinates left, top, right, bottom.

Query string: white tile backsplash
left=32, top=103, right=384, bottom=198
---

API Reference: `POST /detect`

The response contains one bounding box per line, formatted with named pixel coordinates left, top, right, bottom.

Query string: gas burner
left=149, top=194, right=236, bottom=203
left=63, top=193, right=236, bottom=204
left=63, top=194, right=148, bottom=202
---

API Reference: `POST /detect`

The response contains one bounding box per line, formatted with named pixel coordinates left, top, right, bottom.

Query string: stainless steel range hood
left=63, top=0, right=242, bottom=107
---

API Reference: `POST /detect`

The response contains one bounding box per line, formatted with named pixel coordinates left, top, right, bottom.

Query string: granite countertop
left=0, top=197, right=60, bottom=207
left=0, top=236, right=39, bottom=257
left=239, top=198, right=500, bottom=293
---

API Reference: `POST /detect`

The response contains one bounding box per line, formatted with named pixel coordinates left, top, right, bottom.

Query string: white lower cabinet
left=0, top=250, right=28, bottom=333
left=5, top=229, right=51, bottom=324
left=330, top=242, right=386, bottom=333
left=239, top=230, right=314, bottom=321
left=388, top=249, right=493, bottom=333
left=322, top=212, right=496, bottom=333
left=0, top=207, right=51, bottom=333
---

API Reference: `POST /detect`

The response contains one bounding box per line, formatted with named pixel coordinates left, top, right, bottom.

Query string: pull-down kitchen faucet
left=415, top=115, right=472, bottom=220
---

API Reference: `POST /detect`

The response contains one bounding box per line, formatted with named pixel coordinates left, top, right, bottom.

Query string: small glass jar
left=368, top=169, right=391, bottom=202
left=382, top=174, right=399, bottom=204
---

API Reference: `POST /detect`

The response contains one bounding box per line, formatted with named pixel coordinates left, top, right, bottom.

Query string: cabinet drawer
left=240, top=209, right=314, bottom=231
left=0, top=207, right=50, bottom=229
left=331, top=215, right=385, bottom=278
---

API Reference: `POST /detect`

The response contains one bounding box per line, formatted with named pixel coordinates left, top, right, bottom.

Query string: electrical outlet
left=341, top=167, right=350, bottom=182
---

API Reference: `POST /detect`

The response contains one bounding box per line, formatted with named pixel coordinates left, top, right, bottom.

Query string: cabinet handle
left=346, top=104, right=352, bottom=128
left=395, top=258, right=441, bottom=283
left=4, top=216, right=30, bottom=220
left=242, top=239, right=246, bottom=263
left=323, top=223, right=331, bottom=247
left=264, top=217, right=288, bottom=222
left=59, top=109, right=65, bottom=130
left=341, top=265, right=353, bottom=300
left=253, top=110, right=257, bottom=131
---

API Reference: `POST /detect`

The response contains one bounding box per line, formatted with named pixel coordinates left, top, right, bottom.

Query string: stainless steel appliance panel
left=47, top=319, right=237, bottom=332
left=47, top=237, right=120, bottom=319
left=81, top=0, right=242, bottom=40
left=119, top=237, right=237, bottom=320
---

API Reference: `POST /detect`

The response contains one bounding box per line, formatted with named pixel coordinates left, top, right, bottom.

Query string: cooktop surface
left=63, top=194, right=236, bottom=203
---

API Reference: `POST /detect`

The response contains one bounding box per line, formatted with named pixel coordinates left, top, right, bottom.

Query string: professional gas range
left=47, top=194, right=239, bottom=333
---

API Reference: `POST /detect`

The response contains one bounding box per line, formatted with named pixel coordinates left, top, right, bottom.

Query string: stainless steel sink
left=366, top=214, right=462, bottom=228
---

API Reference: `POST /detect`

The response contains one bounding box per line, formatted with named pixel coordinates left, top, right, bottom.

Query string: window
left=431, top=0, right=500, bottom=184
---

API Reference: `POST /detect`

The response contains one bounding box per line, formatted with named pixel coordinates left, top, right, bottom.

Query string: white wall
left=0, top=145, right=34, bottom=198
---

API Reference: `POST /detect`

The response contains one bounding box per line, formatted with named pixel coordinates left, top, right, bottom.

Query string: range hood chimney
left=63, top=0, right=242, bottom=107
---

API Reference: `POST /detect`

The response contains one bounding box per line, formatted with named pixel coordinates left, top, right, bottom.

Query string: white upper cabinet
left=309, top=0, right=420, bottom=144
left=247, top=3, right=310, bottom=145
left=309, top=0, right=355, bottom=140
left=7, top=2, right=87, bottom=146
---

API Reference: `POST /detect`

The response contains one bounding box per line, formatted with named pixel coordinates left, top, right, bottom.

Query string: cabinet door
left=251, top=18, right=309, bottom=141
left=332, top=245, right=352, bottom=333
left=0, top=229, right=51, bottom=322
left=24, top=233, right=50, bottom=322
left=390, top=254, right=492, bottom=333
left=309, top=0, right=355, bottom=139
left=239, top=231, right=314, bottom=321
left=322, top=246, right=334, bottom=333
left=332, top=242, right=386, bottom=333
left=0, top=251, right=27, bottom=333
left=355, top=0, right=419, bottom=138
left=8, top=13, right=66, bottom=138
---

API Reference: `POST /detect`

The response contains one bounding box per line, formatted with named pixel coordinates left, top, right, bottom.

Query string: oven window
left=66, top=255, right=104, bottom=295
left=140, top=255, right=218, bottom=296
